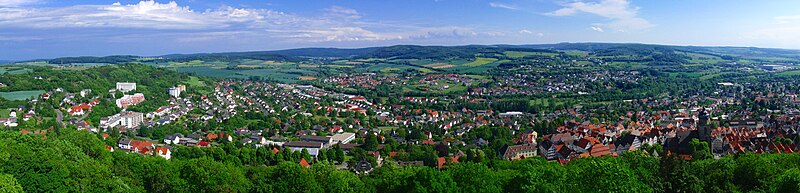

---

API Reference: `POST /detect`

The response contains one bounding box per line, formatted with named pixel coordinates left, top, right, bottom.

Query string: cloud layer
left=547, top=0, right=653, bottom=32
left=0, top=1, right=505, bottom=44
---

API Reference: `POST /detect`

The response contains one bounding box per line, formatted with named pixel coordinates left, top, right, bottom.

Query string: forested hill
left=2, top=129, right=800, bottom=192
left=14, top=43, right=800, bottom=65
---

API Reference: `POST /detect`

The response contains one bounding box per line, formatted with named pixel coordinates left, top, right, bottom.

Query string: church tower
left=697, top=108, right=711, bottom=142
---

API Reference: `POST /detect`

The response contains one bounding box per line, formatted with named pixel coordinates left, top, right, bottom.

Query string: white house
left=283, top=141, right=323, bottom=157
left=156, top=147, right=171, bottom=160
left=331, top=132, right=356, bottom=144
left=116, top=82, right=137, bottom=92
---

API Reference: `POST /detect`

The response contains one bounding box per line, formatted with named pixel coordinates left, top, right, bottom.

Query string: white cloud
left=0, top=1, right=277, bottom=29
left=775, top=15, right=800, bottom=24
left=489, top=2, right=519, bottom=10
left=519, top=29, right=533, bottom=34
left=744, top=18, right=800, bottom=48
left=324, top=5, right=361, bottom=19
left=0, top=0, right=39, bottom=7
left=546, top=0, right=652, bottom=31
left=590, top=26, right=604, bottom=32
left=0, top=1, right=509, bottom=45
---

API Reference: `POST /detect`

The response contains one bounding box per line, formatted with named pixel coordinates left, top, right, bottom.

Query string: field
left=0, top=67, right=32, bottom=74
left=183, top=76, right=206, bottom=87
left=463, top=58, right=498, bottom=67
left=299, top=76, right=317, bottom=81
left=778, top=70, right=800, bottom=76
left=0, top=90, right=45, bottom=101
left=699, top=72, right=734, bottom=80
left=425, top=63, right=456, bottom=69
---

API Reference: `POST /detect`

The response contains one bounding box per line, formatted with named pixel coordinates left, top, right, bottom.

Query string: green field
left=0, top=90, right=45, bottom=101
left=175, top=66, right=314, bottom=83
left=778, top=70, right=800, bottom=76
left=463, top=58, right=498, bottom=67
left=699, top=72, right=734, bottom=80
left=184, top=76, right=206, bottom=87
left=0, top=67, right=32, bottom=75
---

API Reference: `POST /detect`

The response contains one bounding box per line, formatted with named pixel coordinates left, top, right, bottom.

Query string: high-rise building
left=169, top=87, right=181, bottom=98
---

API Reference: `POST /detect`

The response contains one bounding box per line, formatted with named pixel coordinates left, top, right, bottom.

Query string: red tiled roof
left=299, top=158, right=310, bottom=168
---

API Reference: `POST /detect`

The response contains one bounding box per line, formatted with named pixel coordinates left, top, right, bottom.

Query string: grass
left=299, top=76, right=317, bottom=81
left=424, top=63, right=456, bottom=69
left=699, top=72, right=734, bottom=80
left=778, top=70, right=800, bottom=76
left=0, top=109, right=9, bottom=118
left=0, top=67, right=32, bottom=74
left=463, top=58, right=498, bottom=67
left=0, top=90, right=45, bottom=101
left=184, top=76, right=206, bottom=87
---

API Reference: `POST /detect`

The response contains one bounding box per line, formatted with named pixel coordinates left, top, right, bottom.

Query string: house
left=198, top=141, right=211, bottom=147
left=115, top=93, right=145, bottom=108
left=100, top=111, right=144, bottom=129
left=502, top=143, right=538, bottom=160
left=353, top=160, right=373, bottom=174
left=129, top=140, right=155, bottom=155
left=164, top=134, right=182, bottom=144
left=331, top=132, right=356, bottom=144
left=284, top=141, right=323, bottom=157
left=156, top=147, right=171, bottom=160
left=300, top=135, right=333, bottom=147
left=0, top=118, right=17, bottom=127
left=118, top=137, right=133, bottom=150
left=116, top=82, right=137, bottom=92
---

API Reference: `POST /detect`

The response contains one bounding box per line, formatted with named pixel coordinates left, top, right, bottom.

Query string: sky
left=2, top=0, right=800, bottom=60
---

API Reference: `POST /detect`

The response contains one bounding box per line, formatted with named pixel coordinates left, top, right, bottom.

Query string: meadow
left=0, top=90, right=45, bottom=101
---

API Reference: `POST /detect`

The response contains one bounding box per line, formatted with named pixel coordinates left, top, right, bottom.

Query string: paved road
left=55, top=109, right=65, bottom=127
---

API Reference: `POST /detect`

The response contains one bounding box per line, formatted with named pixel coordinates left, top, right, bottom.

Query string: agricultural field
left=463, top=58, right=498, bottom=67
left=0, top=90, right=45, bottom=101
left=0, top=67, right=32, bottom=74
left=778, top=70, right=800, bottom=76
left=424, top=63, right=456, bottom=69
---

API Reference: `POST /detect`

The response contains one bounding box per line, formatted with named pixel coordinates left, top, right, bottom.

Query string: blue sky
left=2, top=0, right=800, bottom=60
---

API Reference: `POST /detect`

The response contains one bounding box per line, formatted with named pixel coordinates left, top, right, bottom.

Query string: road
left=55, top=109, right=65, bottom=127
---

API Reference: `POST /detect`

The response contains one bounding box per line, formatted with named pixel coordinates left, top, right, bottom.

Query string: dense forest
left=0, top=127, right=799, bottom=193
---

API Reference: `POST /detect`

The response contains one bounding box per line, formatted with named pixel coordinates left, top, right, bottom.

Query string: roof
left=284, top=141, right=323, bottom=148
left=156, top=147, right=169, bottom=155
left=300, top=135, right=331, bottom=143
left=503, top=143, right=537, bottom=159
left=299, top=158, right=310, bottom=168
left=198, top=141, right=211, bottom=146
